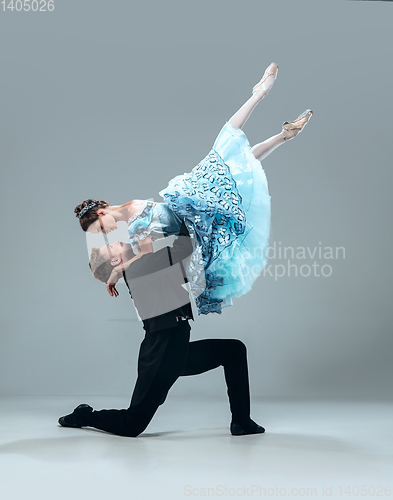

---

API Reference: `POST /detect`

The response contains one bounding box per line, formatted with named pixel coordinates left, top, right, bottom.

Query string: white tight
left=228, top=94, right=286, bottom=162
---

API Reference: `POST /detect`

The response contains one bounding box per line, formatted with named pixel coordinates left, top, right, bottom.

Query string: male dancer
left=58, top=220, right=265, bottom=437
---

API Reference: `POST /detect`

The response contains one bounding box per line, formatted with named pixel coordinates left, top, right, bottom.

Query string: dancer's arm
left=106, top=251, right=152, bottom=297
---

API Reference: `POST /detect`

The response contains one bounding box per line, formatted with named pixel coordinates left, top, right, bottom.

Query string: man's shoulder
left=126, top=247, right=171, bottom=278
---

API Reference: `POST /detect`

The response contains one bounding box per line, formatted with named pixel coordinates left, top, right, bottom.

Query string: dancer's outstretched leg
left=251, top=132, right=286, bottom=161
left=228, top=94, right=261, bottom=130
left=228, top=63, right=278, bottom=130
left=251, top=109, right=313, bottom=161
left=58, top=322, right=191, bottom=437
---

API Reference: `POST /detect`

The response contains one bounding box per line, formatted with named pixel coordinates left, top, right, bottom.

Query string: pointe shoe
left=282, top=109, right=313, bottom=141
left=252, top=62, right=279, bottom=100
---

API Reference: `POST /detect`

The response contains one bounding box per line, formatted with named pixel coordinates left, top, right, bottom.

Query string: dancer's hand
left=107, top=269, right=120, bottom=297
left=106, top=250, right=152, bottom=297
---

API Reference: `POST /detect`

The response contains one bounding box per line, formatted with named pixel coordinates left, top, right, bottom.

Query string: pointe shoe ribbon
left=282, top=109, right=313, bottom=141
left=252, top=62, right=279, bottom=99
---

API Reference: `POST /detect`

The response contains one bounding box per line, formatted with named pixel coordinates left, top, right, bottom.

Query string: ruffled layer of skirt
left=159, top=121, right=271, bottom=315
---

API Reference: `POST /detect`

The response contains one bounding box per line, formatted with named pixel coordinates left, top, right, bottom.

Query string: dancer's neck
left=108, top=201, right=134, bottom=222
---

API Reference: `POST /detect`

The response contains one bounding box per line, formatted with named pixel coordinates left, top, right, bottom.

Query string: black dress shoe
left=58, top=404, right=93, bottom=428
left=230, top=418, right=265, bottom=436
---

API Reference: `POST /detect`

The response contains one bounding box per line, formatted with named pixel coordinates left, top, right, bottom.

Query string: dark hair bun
left=74, top=199, right=108, bottom=218
left=74, top=199, right=109, bottom=231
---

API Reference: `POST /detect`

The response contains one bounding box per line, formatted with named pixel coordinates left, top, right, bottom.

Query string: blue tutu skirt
left=158, top=121, right=271, bottom=315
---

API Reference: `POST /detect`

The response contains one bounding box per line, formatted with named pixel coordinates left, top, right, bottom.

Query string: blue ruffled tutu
left=158, top=121, right=271, bottom=315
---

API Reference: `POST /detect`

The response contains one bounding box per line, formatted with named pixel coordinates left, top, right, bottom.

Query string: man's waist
left=142, top=309, right=193, bottom=333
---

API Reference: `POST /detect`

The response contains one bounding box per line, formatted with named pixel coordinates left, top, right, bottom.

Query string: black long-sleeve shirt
left=123, top=219, right=195, bottom=332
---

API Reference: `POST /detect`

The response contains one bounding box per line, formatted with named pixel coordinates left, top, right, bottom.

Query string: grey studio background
left=0, top=0, right=392, bottom=402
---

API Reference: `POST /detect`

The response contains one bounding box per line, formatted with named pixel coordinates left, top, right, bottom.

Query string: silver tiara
left=78, top=202, right=97, bottom=219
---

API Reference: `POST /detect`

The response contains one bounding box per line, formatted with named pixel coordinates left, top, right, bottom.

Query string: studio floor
left=0, top=396, right=392, bottom=500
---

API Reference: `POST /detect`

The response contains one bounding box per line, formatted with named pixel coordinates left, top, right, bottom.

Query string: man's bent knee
left=232, top=339, right=247, bottom=356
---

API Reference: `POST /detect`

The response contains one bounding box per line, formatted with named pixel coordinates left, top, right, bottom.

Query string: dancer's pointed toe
left=282, top=109, right=313, bottom=141
left=252, top=62, right=279, bottom=100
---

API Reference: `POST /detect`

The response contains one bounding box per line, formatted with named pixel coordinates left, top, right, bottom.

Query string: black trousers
left=79, top=320, right=251, bottom=437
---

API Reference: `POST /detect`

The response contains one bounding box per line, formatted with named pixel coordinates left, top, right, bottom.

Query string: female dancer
left=75, top=63, right=313, bottom=315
